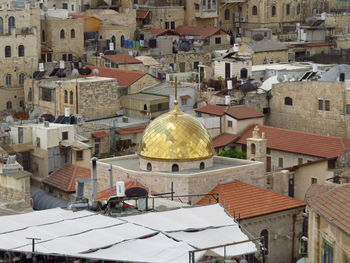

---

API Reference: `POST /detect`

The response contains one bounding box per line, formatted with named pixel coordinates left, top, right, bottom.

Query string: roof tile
left=195, top=104, right=264, bottom=120
left=212, top=133, right=240, bottom=148
left=104, top=54, right=142, bottom=65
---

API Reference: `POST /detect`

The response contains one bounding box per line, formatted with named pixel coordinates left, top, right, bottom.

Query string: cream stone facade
left=137, top=6, right=185, bottom=29
left=26, top=77, right=120, bottom=120
left=185, top=0, right=219, bottom=27
left=267, top=81, right=350, bottom=139
left=159, top=52, right=212, bottom=73
left=41, top=16, right=84, bottom=61
left=0, top=3, right=40, bottom=115
left=239, top=43, right=289, bottom=65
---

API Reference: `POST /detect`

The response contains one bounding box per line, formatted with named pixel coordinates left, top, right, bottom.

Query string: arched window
left=60, top=29, right=65, bottom=39
left=28, top=88, right=32, bottom=101
left=200, top=162, right=205, bottom=170
left=8, top=16, right=15, bottom=33
left=111, top=35, right=116, bottom=48
left=284, top=97, right=293, bottom=106
left=18, top=45, right=24, bottom=57
left=144, top=104, right=147, bottom=111
left=261, top=229, right=269, bottom=255
left=297, top=4, right=301, bottom=15
left=271, top=5, right=276, bottom=16
left=240, top=68, right=248, bottom=79
left=224, top=9, right=230, bottom=20
left=147, top=163, right=152, bottom=171
left=6, top=101, right=12, bottom=110
left=71, top=29, right=75, bottom=38
left=286, top=4, right=291, bottom=15
left=64, top=90, right=68, bottom=103
left=19, top=73, right=25, bottom=87
left=5, top=46, right=11, bottom=57
left=0, top=17, right=3, bottom=35
left=42, top=30, right=45, bottom=42
left=6, top=74, right=12, bottom=86
left=252, top=5, right=258, bottom=16
left=172, top=164, right=179, bottom=172
left=120, top=35, right=125, bottom=47
left=251, top=143, right=256, bottom=154
left=70, top=91, right=74, bottom=104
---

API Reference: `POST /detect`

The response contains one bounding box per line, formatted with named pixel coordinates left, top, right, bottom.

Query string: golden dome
left=139, top=104, right=214, bottom=161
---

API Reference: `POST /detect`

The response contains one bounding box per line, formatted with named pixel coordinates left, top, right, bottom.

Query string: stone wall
left=267, top=81, right=350, bottom=138
left=128, top=74, right=160, bottom=94
left=84, top=155, right=266, bottom=204
left=0, top=171, right=31, bottom=204
left=139, top=6, right=184, bottom=29
left=241, top=208, right=305, bottom=263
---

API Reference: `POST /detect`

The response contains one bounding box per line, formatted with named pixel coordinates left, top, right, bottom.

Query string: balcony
left=195, top=8, right=218, bottom=18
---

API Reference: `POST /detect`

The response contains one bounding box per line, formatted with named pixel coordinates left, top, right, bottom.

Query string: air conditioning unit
left=122, top=117, right=128, bottom=123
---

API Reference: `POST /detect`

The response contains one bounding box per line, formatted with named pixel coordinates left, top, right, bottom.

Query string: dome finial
left=172, top=77, right=180, bottom=111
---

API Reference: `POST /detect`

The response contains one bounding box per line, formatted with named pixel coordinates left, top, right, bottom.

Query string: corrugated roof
left=244, top=40, right=288, bottom=52
left=212, top=133, right=239, bottom=148
left=306, top=184, right=350, bottom=236
left=197, top=181, right=305, bottom=219
left=195, top=104, right=264, bottom=120
left=175, top=25, right=228, bottom=39
left=237, top=125, right=350, bottom=159
left=43, top=165, right=91, bottom=193
left=104, top=54, right=142, bottom=65
left=86, top=66, right=147, bottom=87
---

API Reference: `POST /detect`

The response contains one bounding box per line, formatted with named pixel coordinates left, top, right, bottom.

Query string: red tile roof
left=195, top=104, right=264, bottom=120
left=306, top=184, right=350, bottom=235
left=175, top=26, right=228, bottom=39
left=136, top=10, right=150, bottom=19
left=145, top=28, right=179, bottom=37
left=91, top=131, right=109, bottom=138
left=43, top=165, right=91, bottom=193
left=237, top=125, right=350, bottom=159
left=86, top=66, right=147, bottom=87
left=104, top=54, right=142, bottom=65
left=212, top=133, right=240, bottom=148
left=197, top=181, right=305, bottom=219
left=115, top=125, right=147, bottom=135
left=97, top=180, right=147, bottom=201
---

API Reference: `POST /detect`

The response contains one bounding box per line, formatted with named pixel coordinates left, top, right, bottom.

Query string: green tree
left=218, top=149, right=246, bottom=159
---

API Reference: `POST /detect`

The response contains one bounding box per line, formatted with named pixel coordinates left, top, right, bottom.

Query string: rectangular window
left=311, top=177, right=317, bottom=184
left=41, top=88, right=53, bottom=102
left=47, top=53, right=52, bottom=62
left=62, top=131, right=68, bottom=140
left=68, top=54, right=73, bottom=61
left=318, top=99, right=323, bottom=110
left=165, top=22, right=170, bottom=29
left=193, top=61, right=199, bottom=70
left=71, top=4, right=74, bottom=11
left=181, top=98, right=187, bottom=105
left=179, top=62, right=186, bottom=73
left=322, top=240, right=333, bottom=263
left=62, top=54, right=67, bottom=61
left=346, top=105, right=350, bottom=114
left=36, top=137, right=40, bottom=148
left=76, top=150, right=83, bottom=161
left=215, top=37, right=221, bottom=44
left=62, top=3, right=68, bottom=9
left=278, top=157, right=283, bottom=168
left=298, top=158, right=303, bottom=165
left=94, top=143, right=100, bottom=155
left=227, top=120, right=232, bottom=127
left=171, top=21, right=175, bottom=29
left=325, top=100, right=330, bottom=111
left=267, top=148, right=271, bottom=155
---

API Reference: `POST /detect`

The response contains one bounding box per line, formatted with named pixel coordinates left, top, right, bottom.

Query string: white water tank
left=109, top=42, right=114, bottom=50
left=312, top=64, right=318, bottom=72
left=225, top=95, right=231, bottom=105
left=116, top=181, right=125, bottom=197
left=64, top=107, right=70, bottom=117
left=233, top=43, right=239, bottom=52
left=59, top=60, right=65, bottom=69
left=39, top=63, right=45, bottom=72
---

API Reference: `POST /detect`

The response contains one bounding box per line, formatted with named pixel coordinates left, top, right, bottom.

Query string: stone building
left=198, top=180, right=306, bottom=263
left=0, top=2, right=40, bottom=114
left=266, top=79, right=350, bottom=139
left=81, top=101, right=265, bottom=204
left=239, top=40, right=289, bottom=65
left=213, top=52, right=252, bottom=80
left=102, top=54, right=144, bottom=72
left=184, top=0, right=219, bottom=27
left=41, top=15, right=84, bottom=62
left=27, top=76, right=120, bottom=120
left=305, top=184, right=350, bottom=263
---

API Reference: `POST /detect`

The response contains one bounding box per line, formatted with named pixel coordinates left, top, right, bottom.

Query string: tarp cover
left=0, top=204, right=257, bottom=263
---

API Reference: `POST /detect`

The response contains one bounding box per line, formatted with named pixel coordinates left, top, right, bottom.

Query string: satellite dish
left=92, top=68, right=100, bottom=76
left=41, top=113, right=55, bottom=122
left=78, top=67, right=92, bottom=75
left=71, top=68, right=79, bottom=78
left=252, top=34, right=264, bottom=41
left=5, top=115, right=14, bottom=124
left=277, top=75, right=285, bottom=83
left=159, top=57, right=166, bottom=65
left=179, top=41, right=191, bottom=52
left=235, top=37, right=242, bottom=44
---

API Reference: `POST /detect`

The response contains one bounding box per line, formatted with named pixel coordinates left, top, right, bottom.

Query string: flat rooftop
left=100, top=155, right=255, bottom=175
left=123, top=93, right=168, bottom=101
left=143, top=83, right=196, bottom=97
left=86, top=116, right=149, bottom=129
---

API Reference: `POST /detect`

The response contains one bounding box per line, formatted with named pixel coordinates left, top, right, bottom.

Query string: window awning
left=91, top=131, right=109, bottom=138
left=180, top=95, right=192, bottom=100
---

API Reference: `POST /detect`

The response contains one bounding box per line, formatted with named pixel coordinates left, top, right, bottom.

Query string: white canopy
left=0, top=204, right=258, bottom=262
